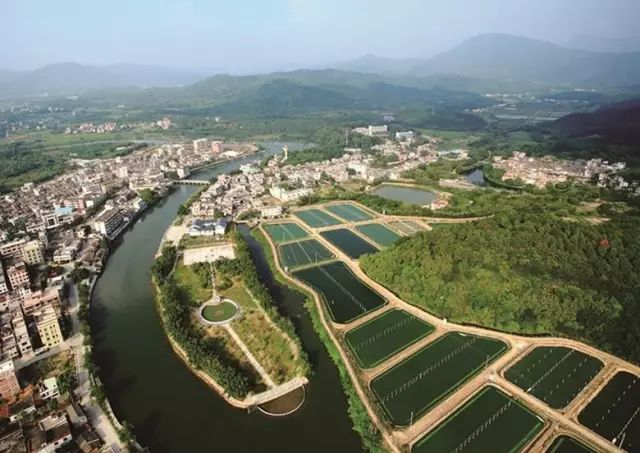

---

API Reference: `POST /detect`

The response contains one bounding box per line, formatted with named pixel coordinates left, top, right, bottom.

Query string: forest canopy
left=361, top=206, right=640, bottom=364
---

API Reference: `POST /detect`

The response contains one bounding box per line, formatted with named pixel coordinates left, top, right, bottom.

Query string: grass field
left=388, top=220, right=427, bottom=235
left=201, top=301, right=238, bottom=322
left=370, top=332, right=508, bottom=426
left=578, top=371, right=640, bottom=451
left=505, top=346, right=603, bottom=409
left=293, top=261, right=387, bottom=324
left=345, top=309, right=434, bottom=368
left=278, top=239, right=334, bottom=269
left=320, top=228, right=379, bottom=259
left=263, top=223, right=309, bottom=243
left=546, top=436, right=594, bottom=453
left=294, top=209, right=342, bottom=228
left=356, top=223, right=402, bottom=247
left=173, top=263, right=212, bottom=305
left=324, top=203, right=374, bottom=222
left=412, top=386, right=544, bottom=453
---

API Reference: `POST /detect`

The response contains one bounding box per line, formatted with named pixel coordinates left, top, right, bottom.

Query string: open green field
left=292, top=261, right=386, bottom=324
left=546, top=436, right=594, bottom=453
left=505, top=346, right=603, bottom=409
left=324, top=203, right=374, bottom=222
left=387, top=220, right=427, bottom=235
left=371, top=332, right=508, bottom=426
left=278, top=239, right=334, bottom=269
left=263, top=222, right=309, bottom=243
left=356, top=223, right=402, bottom=247
left=294, top=209, right=342, bottom=228
left=320, top=228, right=379, bottom=259
left=345, top=309, right=434, bottom=368
left=201, top=301, right=238, bottom=323
left=578, top=371, right=640, bottom=452
left=412, top=386, right=544, bottom=453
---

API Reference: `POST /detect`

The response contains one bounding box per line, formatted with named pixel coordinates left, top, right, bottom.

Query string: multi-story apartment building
left=21, top=240, right=44, bottom=265
left=0, top=239, right=26, bottom=259
left=35, top=306, right=64, bottom=348
left=12, top=311, right=33, bottom=357
left=22, top=289, right=61, bottom=317
left=93, top=208, right=126, bottom=238
left=7, top=263, right=30, bottom=290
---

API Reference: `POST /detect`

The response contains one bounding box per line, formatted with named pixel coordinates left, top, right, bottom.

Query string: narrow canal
left=90, top=144, right=362, bottom=452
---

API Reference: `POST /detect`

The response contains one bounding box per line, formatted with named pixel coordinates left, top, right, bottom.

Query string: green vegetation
left=370, top=332, right=507, bottom=426
left=345, top=309, right=434, bottom=368
left=0, top=138, right=147, bottom=192
left=250, top=227, right=384, bottom=452
left=201, top=302, right=238, bottom=323
left=412, top=386, right=544, bottom=453
left=285, top=128, right=381, bottom=166
left=216, top=232, right=311, bottom=377
left=173, top=263, right=212, bottom=304
left=361, top=199, right=640, bottom=364
left=152, top=245, right=251, bottom=398
left=505, top=346, right=603, bottom=409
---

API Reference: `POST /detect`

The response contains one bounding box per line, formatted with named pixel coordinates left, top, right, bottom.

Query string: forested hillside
left=361, top=206, right=640, bottom=364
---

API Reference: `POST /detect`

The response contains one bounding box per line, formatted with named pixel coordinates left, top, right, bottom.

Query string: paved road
left=67, top=281, right=124, bottom=452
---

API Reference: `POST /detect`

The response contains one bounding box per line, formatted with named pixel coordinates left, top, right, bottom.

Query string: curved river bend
left=91, top=144, right=361, bottom=452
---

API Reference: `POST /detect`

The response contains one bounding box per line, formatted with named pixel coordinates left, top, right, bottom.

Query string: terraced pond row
left=294, top=209, right=342, bottom=228
left=320, top=228, right=379, bottom=259
left=324, top=203, right=374, bottom=222
left=292, top=261, right=387, bottom=324
left=355, top=223, right=402, bottom=247
left=505, top=346, right=604, bottom=409
left=345, top=309, right=434, bottom=368
left=278, top=239, right=334, bottom=269
left=371, top=331, right=508, bottom=426
left=263, top=222, right=308, bottom=243
left=412, top=386, right=544, bottom=453
left=578, top=371, right=640, bottom=452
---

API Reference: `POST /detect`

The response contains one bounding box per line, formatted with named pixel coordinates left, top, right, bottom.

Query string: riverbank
left=252, top=225, right=387, bottom=453
left=90, top=145, right=362, bottom=452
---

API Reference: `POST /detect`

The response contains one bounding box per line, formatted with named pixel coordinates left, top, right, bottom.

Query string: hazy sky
left=3, top=0, right=639, bottom=72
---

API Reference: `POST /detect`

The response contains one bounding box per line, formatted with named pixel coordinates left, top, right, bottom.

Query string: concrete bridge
left=174, top=179, right=210, bottom=185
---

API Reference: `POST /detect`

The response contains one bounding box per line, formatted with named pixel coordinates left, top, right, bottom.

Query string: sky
left=3, top=0, right=640, bottom=73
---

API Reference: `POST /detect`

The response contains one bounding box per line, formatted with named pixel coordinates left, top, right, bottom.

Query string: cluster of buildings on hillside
left=0, top=137, right=258, bottom=250
left=64, top=117, right=173, bottom=134
left=0, top=239, right=66, bottom=361
left=493, top=152, right=634, bottom=190
left=0, top=237, right=103, bottom=453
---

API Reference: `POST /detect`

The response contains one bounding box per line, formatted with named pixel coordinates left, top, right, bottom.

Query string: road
left=66, top=280, right=125, bottom=452
left=261, top=202, right=640, bottom=453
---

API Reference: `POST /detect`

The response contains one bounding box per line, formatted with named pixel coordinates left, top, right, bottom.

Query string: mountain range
left=2, top=34, right=640, bottom=100
left=0, top=63, right=205, bottom=98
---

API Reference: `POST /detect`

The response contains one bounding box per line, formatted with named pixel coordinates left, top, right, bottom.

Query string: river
left=90, top=143, right=362, bottom=452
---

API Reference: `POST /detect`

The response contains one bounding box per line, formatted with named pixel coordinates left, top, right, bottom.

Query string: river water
left=90, top=143, right=362, bottom=452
